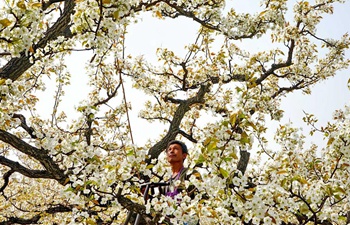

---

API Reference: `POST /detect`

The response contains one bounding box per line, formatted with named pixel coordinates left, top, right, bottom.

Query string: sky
left=55, top=0, right=350, bottom=151
left=122, top=1, right=350, bottom=150
left=275, top=1, right=350, bottom=148
left=1, top=0, right=348, bottom=152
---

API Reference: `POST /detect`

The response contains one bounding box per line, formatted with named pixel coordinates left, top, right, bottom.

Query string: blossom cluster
left=1, top=0, right=350, bottom=224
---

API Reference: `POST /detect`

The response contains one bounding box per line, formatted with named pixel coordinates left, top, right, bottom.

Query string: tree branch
left=42, top=0, right=66, bottom=11
left=237, top=150, right=250, bottom=175
left=178, top=129, right=198, bottom=143
left=0, top=155, right=54, bottom=179
left=0, top=0, right=75, bottom=81
left=116, top=194, right=156, bottom=225
left=12, top=114, right=37, bottom=138
left=0, top=130, right=68, bottom=184
left=0, top=169, right=14, bottom=194
left=255, top=39, right=295, bottom=85
left=0, top=204, right=72, bottom=225
left=0, top=52, right=11, bottom=57
left=271, top=79, right=304, bottom=99
left=147, top=84, right=210, bottom=162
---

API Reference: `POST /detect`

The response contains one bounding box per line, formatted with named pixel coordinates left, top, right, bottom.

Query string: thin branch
left=118, top=28, right=134, bottom=145
left=256, top=38, right=295, bottom=85
left=12, top=114, right=37, bottom=138
left=178, top=129, right=198, bottom=143
left=329, top=154, right=343, bottom=180
left=271, top=80, right=304, bottom=99
left=0, top=169, right=14, bottom=194
left=0, top=52, right=11, bottom=57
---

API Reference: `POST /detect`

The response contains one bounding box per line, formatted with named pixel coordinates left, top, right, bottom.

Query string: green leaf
left=222, top=120, right=229, bottom=127
left=64, top=187, right=75, bottom=192
left=299, top=203, right=309, bottom=214
left=196, top=154, right=206, bottom=164
left=77, top=106, right=86, bottom=112
left=86, top=218, right=97, bottom=225
left=85, top=180, right=97, bottom=186
left=338, top=216, right=347, bottom=222
left=207, top=139, right=218, bottom=151
left=334, top=186, right=346, bottom=194
left=230, top=113, right=237, bottom=125
left=259, top=10, right=268, bottom=16
left=90, top=155, right=101, bottom=163
left=240, top=131, right=250, bottom=144
left=146, top=164, right=154, bottom=169
left=281, top=178, right=287, bottom=187
left=219, top=167, right=229, bottom=178
left=327, top=137, right=335, bottom=146
left=126, top=150, right=134, bottom=156
left=314, top=158, right=322, bottom=164
left=17, top=0, right=26, bottom=10
left=231, top=152, right=238, bottom=159
left=276, top=169, right=288, bottom=175
left=292, top=175, right=308, bottom=185
left=334, top=194, right=342, bottom=201
left=238, top=110, right=245, bottom=119
left=235, top=87, right=243, bottom=93
left=203, top=137, right=211, bottom=146
left=113, top=10, right=119, bottom=19
left=0, top=19, right=11, bottom=27
left=223, top=157, right=232, bottom=162
left=246, top=121, right=257, bottom=131
left=29, top=2, right=42, bottom=8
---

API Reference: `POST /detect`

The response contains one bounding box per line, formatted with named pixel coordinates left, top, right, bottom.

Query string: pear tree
left=0, top=0, right=349, bottom=224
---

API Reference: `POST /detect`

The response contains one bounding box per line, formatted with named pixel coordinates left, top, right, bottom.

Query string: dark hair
left=166, top=140, right=188, bottom=154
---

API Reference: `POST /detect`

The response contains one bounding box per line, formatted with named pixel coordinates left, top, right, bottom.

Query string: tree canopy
left=0, top=0, right=350, bottom=224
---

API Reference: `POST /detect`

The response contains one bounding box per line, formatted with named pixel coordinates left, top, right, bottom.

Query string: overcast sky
left=121, top=1, right=350, bottom=149
left=1, top=1, right=347, bottom=150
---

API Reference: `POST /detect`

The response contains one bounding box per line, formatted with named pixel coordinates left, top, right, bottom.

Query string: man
left=161, top=140, right=200, bottom=225
left=163, top=140, right=190, bottom=198
left=126, top=141, right=196, bottom=225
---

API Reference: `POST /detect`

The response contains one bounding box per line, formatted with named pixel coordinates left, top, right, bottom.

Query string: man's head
left=166, top=140, right=188, bottom=163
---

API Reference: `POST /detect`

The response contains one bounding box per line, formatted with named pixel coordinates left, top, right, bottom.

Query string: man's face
left=166, top=143, right=187, bottom=164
